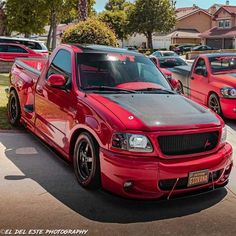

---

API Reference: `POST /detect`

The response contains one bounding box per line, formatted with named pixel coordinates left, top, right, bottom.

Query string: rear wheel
left=208, top=93, right=222, bottom=116
left=73, top=132, right=101, bottom=189
left=7, top=90, right=21, bottom=126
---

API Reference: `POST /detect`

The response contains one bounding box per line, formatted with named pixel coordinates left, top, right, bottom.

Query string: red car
left=171, top=53, right=236, bottom=119
left=0, top=43, right=43, bottom=62
left=7, top=44, right=233, bottom=199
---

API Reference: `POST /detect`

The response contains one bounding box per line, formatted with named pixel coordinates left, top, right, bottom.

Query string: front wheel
left=208, top=93, right=222, bottom=116
left=73, top=132, right=101, bottom=189
left=7, top=90, right=21, bottom=126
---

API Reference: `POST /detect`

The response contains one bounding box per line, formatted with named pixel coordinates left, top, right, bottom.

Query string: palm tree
left=78, top=0, right=87, bottom=21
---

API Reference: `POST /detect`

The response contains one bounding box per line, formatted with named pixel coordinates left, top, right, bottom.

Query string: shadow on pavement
left=226, top=119, right=236, bottom=132
left=1, top=131, right=227, bottom=224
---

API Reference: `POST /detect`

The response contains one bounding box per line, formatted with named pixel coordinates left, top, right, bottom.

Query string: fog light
left=124, top=181, right=133, bottom=192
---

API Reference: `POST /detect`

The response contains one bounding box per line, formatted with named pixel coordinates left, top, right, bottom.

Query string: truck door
left=190, top=57, right=209, bottom=104
left=35, top=49, right=74, bottom=150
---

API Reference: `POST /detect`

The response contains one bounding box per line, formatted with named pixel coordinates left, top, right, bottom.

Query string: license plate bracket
left=188, top=169, right=209, bottom=187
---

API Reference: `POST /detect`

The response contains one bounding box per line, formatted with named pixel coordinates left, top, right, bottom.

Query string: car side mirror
left=47, top=74, right=67, bottom=88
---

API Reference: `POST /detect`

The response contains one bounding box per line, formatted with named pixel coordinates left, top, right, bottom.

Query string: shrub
left=61, top=18, right=118, bottom=47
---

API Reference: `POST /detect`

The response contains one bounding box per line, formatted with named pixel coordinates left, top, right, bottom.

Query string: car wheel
left=73, top=132, right=101, bottom=189
left=208, top=93, right=222, bottom=115
left=7, top=90, right=21, bottom=126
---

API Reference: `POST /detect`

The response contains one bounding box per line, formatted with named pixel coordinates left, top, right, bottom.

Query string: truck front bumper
left=100, top=143, right=233, bottom=199
left=220, top=98, right=236, bottom=119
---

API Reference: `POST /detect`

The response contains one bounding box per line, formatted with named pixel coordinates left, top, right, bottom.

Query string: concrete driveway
left=0, top=123, right=236, bottom=236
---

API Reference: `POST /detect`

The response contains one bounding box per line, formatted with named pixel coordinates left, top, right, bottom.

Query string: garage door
left=206, top=38, right=222, bottom=49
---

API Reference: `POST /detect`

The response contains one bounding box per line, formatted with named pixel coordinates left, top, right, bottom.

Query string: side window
left=7, top=45, right=27, bottom=53
left=0, top=45, right=7, bottom=52
left=47, top=49, right=72, bottom=88
left=194, top=58, right=207, bottom=75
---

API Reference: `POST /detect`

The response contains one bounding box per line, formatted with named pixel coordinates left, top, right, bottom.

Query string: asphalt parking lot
left=0, top=120, right=236, bottom=236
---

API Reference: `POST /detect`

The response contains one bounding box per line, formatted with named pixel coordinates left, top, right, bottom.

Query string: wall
left=176, top=11, right=212, bottom=33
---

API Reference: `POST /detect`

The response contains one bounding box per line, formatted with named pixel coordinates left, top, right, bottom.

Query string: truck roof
left=202, top=52, right=236, bottom=58
left=74, top=44, right=141, bottom=55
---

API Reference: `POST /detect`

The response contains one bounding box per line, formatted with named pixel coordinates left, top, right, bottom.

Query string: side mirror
left=47, top=74, right=67, bottom=88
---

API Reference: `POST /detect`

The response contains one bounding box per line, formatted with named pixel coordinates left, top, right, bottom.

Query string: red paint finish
left=9, top=45, right=233, bottom=199
left=187, top=54, right=236, bottom=119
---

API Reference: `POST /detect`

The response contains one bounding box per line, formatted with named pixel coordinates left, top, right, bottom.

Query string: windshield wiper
left=82, top=86, right=137, bottom=93
left=135, top=88, right=176, bottom=94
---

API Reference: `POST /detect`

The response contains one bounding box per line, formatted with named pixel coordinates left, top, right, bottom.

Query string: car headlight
left=221, top=126, right=227, bottom=144
left=112, top=133, right=153, bottom=152
left=220, top=87, right=236, bottom=98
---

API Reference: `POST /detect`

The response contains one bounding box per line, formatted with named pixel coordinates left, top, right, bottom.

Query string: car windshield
left=210, top=56, right=236, bottom=73
left=77, top=53, right=172, bottom=92
left=159, top=57, right=188, bottom=68
left=162, top=51, right=177, bottom=57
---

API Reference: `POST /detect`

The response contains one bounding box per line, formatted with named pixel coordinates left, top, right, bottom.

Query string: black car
left=191, top=45, right=218, bottom=51
left=174, top=44, right=197, bottom=55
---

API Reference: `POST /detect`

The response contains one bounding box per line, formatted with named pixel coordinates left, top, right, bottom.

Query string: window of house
left=224, top=20, right=231, bottom=28
left=218, top=20, right=224, bottom=28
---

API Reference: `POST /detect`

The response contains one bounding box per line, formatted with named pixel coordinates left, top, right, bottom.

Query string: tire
left=208, top=93, right=222, bottom=116
left=7, top=90, right=21, bottom=126
left=73, top=132, right=101, bottom=189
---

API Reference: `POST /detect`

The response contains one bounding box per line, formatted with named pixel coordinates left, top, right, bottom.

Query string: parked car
left=150, top=50, right=178, bottom=58
left=7, top=44, right=233, bottom=199
left=191, top=45, right=218, bottom=51
left=174, top=44, right=198, bottom=55
left=0, top=43, right=43, bottom=61
left=149, top=56, right=183, bottom=93
left=170, top=53, right=236, bottom=119
left=0, top=36, right=48, bottom=57
left=155, top=56, right=188, bottom=69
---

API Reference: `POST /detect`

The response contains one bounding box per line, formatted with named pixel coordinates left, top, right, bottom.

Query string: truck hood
left=89, top=93, right=221, bottom=131
left=214, top=73, right=236, bottom=86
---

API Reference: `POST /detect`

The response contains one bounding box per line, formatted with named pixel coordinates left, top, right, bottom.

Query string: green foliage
left=61, top=18, right=118, bottom=46
left=6, top=0, right=48, bottom=36
left=99, top=10, right=128, bottom=40
left=105, top=0, right=126, bottom=11
left=128, top=0, right=176, bottom=49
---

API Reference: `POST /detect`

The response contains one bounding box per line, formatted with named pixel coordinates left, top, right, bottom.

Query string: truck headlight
left=220, top=87, right=236, bottom=98
left=112, top=133, right=153, bottom=152
left=221, top=126, right=227, bottom=144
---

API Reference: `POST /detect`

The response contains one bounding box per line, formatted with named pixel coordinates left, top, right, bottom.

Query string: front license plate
left=187, top=169, right=209, bottom=187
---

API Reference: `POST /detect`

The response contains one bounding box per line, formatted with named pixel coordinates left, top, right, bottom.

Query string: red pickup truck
left=170, top=53, right=236, bottom=119
left=7, top=44, right=233, bottom=199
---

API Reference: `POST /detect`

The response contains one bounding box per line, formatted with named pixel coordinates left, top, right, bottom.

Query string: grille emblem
left=204, top=139, right=211, bottom=149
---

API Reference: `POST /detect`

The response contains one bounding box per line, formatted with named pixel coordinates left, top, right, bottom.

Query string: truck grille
left=158, top=131, right=219, bottom=156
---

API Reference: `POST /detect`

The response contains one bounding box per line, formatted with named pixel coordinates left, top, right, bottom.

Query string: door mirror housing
left=47, top=74, right=67, bottom=88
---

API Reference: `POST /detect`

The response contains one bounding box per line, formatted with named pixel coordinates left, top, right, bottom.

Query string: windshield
left=159, top=57, right=188, bottom=68
left=77, top=53, right=172, bottom=92
left=210, top=56, right=236, bottom=73
left=162, top=51, right=177, bottom=57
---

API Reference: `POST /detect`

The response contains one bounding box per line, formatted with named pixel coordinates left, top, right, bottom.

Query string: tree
left=105, top=0, right=126, bottom=11
left=61, top=18, right=118, bottom=46
left=128, top=0, right=176, bottom=50
left=0, top=0, right=7, bottom=35
left=6, top=0, right=49, bottom=37
left=99, top=10, right=128, bottom=42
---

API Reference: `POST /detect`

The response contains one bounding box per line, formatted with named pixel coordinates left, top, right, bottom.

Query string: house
left=201, top=4, right=236, bottom=49
left=172, top=6, right=213, bottom=44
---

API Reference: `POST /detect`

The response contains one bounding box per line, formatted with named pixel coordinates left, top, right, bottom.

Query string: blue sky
left=94, top=0, right=232, bottom=12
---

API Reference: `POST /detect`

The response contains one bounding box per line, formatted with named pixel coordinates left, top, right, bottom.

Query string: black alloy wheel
left=208, top=93, right=222, bottom=115
left=73, top=132, right=101, bottom=189
left=7, top=90, right=21, bottom=126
